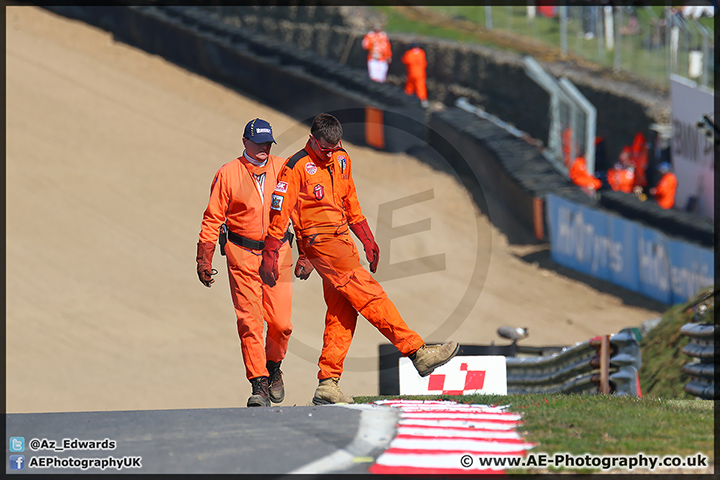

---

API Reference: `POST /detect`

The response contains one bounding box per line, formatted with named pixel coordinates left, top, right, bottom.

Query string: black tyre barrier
left=681, top=323, right=715, bottom=400
left=42, top=5, right=709, bottom=252
left=429, top=107, right=593, bottom=244
left=43, top=5, right=424, bottom=155
left=186, top=6, right=419, bottom=112
left=194, top=5, right=668, bottom=165
left=599, top=190, right=714, bottom=248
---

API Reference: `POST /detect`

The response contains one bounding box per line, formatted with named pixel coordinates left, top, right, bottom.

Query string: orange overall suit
left=569, top=156, right=602, bottom=190
left=362, top=30, right=392, bottom=63
left=198, top=154, right=293, bottom=381
left=362, top=29, right=392, bottom=83
left=652, top=171, right=677, bottom=209
left=264, top=141, right=424, bottom=380
left=401, top=45, right=427, bottom=102
left=607, top=164, right=635, bottom=193
left=629, top=132, right=648, bottom=188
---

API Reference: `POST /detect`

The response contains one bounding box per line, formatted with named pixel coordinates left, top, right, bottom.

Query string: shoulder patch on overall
left=286, top=149, right=309, bottom=169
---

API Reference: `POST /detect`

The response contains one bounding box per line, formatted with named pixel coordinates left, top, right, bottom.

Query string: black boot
left=266, top=360, right=285, bottom=403
left=247, top=376, right=270, bottom=407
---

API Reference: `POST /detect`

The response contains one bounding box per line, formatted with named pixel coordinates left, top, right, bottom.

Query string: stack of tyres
left=599, top=190, right=713, bottom=247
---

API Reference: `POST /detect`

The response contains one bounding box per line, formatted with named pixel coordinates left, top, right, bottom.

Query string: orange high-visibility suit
left=401, top=46, right=427, bottom=102
left=630, top=132, right=648, bottom=188
left=362, top=30, right=392, bottom=83
left=265, top=141, right=424, bottom=379
left=607, top=164, right=635, bottom=193
left=569, top=156, right=602, bottom=190
left=653, top=171, right=677, bottom=209
left=199, top=154, right=293, bottom=380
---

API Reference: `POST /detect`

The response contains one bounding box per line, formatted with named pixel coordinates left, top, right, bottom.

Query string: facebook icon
left=10, top=455, right=25, bottom=470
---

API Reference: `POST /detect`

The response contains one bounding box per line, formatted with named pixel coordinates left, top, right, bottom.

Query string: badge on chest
left=313, top=184, right=325, bottom=200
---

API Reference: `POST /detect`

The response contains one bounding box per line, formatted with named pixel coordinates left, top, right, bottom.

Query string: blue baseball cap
left=243, top=118, right=276, bottom=144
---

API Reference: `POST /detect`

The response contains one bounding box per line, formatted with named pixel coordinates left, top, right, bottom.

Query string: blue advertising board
left=608, top=215, right=639, bottom=292
left=547, top=194, right=714, bottom=304
left=636, top=225, right=673, bottom=304
left=666, top=238, right=714, bottom=305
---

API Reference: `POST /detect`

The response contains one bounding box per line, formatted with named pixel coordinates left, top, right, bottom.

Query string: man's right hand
left=196, top=241, right=216, bottom=287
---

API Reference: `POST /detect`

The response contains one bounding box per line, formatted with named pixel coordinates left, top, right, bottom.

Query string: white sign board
left=669, top=74, right=714, bottom=220
left=399, top=356, right=507, bottom=395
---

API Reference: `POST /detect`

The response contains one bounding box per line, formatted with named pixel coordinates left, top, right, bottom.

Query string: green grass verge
left=373, top=5, right=506, bottom=50
left=353, top=289, right=715, bottom=472
left=354, top=393, right=714, bottom=473
left=639, top=287, right=714, bottom=399
left=372, top=5, right=714, bottom=90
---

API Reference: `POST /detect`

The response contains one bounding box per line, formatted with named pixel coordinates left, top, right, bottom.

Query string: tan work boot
left=410, top=341, right=460, bottom=377
left=312, top=377, right=354, bottom=405
left=247, top=376, right=271, bottom=407
left=266, top=360, right=284, bottom=404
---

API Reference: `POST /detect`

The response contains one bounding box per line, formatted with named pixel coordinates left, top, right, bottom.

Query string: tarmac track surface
left=6, top=404, right=397, bottom=474
left=6, top=6, right=665, bottom=417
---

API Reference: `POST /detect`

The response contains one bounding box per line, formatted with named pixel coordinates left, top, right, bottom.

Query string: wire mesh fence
left=423, top=4, right=714, bottom=90
left=523, top=56, right=596, bottom=176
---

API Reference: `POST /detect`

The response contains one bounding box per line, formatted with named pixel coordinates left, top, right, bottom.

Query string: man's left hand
left=260, top=235, right=283, bottom=287
left=294, top=256, right=315, bottom=280
left=350, top=219, right=380, bottom=273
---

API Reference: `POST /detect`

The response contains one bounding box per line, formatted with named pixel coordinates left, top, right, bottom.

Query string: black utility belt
left=220, top=225, right=293, bottom=255
left=297, top=223, right=349, bottom=238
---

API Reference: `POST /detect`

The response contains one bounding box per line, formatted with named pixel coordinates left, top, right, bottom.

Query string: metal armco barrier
left=507, top=328, right=642, bottom=396
left=607, top=328, right=643, bottom=396
left=681, top=292, right=715, bottom=400
left=378, top=328, right=642, bottom=396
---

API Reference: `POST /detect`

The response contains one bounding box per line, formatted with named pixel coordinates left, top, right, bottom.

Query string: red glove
left=350, top=219, right=379, bottom=273
left=294, top=238, right=315, bottom=280
left=196, top=241, right=216, bottom=287
left=259, top=235, right=284, bottom=287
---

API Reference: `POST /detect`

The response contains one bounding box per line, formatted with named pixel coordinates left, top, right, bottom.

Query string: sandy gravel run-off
left=6, top=7, right=665, bottom=414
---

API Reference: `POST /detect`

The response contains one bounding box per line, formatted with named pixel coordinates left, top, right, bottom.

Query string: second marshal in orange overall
left=259, top=113, right=459, bottom=405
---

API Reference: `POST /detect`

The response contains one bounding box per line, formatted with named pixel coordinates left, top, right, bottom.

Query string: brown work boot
left=409, top=341, right=460, bottom=377
left=312, top=377, right=354, bottom=405
left=266, top=360, right=284, bottom=404
left=247, top=376, right=270, bottom=407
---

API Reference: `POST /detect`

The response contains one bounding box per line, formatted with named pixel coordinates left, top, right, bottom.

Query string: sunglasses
left=310, top=135, right=343, bottom=154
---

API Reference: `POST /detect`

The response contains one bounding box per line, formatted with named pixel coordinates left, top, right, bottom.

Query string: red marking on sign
left=464, top=370, right=486, bottom=390
left=427, top=374, right=445, bottom=391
